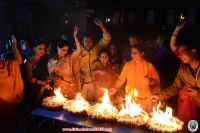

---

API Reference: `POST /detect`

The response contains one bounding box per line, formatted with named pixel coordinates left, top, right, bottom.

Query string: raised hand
left=74, top=26, right=79, bottom=37
left=94, top=18, right=103, bottom=27
left=174, top=21, right=186, bottom=32
left=10, top=35, right=17, bottom=46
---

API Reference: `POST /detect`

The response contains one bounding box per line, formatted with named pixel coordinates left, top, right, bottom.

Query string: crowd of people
left=0, top=18, right=200, bottom=132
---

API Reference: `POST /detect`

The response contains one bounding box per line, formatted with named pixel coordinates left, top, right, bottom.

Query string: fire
left=87, top=88, right=118, bottom=120
left=95, top=88, right=113, bottom=112
left=147, top=101, right=184, bottom=132
left=180, top=14, right=185, bottom=20
left=117, top=88, right=149, bottom=126
left=133, top=88, right=138, bottom=97
left=63, top=93, right=90, bottom=114
left=73, top=93, right=86, bottom=110
left=42, top=88, right=67, bottom=110
left=53, top=88, right=66, bottom=102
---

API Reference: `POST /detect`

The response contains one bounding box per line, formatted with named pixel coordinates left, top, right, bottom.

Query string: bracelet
left=172, top=34, right=178, bottom=36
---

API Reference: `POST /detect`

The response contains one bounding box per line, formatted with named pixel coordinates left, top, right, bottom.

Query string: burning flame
left=116, top=87, right=149, bottom=126
left=119, top=91, right=143, bottom=117
left=95, top=88, right=114, bottom=112
left=152, top=102, right=176, bottom=126
left=53, top=88, right=66, bottom=102
left=87, top=88, right=118, bottom=120
left=72, top=93, right=89, bottom=110
left=180, top=14, right=185, bottom=20
left=148, top=101, right=184, bottom=132
left=133, top=88, right=138, bottom=97
left=63, top=93, right=90, bottom=113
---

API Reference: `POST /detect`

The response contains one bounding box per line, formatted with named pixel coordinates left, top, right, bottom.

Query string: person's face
left=100, top=53, right=109, bottom=65
left=129, top=37, right=139, bottom=46
left=57, top=46, right=69, bottom=58
left=83, top=37, right=94, bottom=51
left=179, top=45, right=193, bottom=64
left=131, top=48, right=144, bottom=62
left=34, top=43, right=46, bottom=57
left=110, top=45, right=117, bottom=56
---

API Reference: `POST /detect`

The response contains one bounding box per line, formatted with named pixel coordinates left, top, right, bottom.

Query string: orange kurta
left=114, top=59, right=160, bottom=112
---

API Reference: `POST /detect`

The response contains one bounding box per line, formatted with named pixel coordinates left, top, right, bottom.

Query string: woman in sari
left=25, top=39, right=52, bottom=109
left=47, top=26, right=81, bottom=99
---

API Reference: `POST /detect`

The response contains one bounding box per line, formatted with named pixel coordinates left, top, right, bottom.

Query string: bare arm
left=11, top=35, right=23, bottom=64
left=94, top=18, right=111, bottom=49
left=149, top=63, right=160, bottom=95
left=170, top=21, right=186, bottom=52
left=159, top=65, right=184, bottom=100
left=71, top=26, right=81, bottom=59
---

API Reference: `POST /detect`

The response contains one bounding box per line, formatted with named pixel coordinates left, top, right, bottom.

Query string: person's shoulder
left=124, top=60, right=133, bottom=67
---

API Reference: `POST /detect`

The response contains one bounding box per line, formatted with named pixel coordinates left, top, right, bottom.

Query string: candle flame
left=180, top=14, right=185, bottom=20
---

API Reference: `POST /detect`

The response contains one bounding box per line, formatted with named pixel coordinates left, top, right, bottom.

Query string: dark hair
left=32, top=39, right=46, bottom=47
left=129, top=33, right=141, bottom=40
left=98, top=48, right=110, bottom=57
left=82, top=33, right=94, bottom=40
left=131, top=44, right=145, bottom=53
left=179, top=43, right=200, bottom=59
left=57, top=40, right=70, bottom=48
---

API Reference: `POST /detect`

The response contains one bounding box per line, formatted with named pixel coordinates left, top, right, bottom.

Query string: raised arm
left=71, top=26, right=81, bottom=59
left=10, top=35, right=23, bottom=64
left=94, top=18, right=111, bottom=49
left=170, top=21, right=186, bottom=52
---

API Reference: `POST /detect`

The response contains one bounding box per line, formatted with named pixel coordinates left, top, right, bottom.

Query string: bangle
left=172, top=34, right=177, bottom=36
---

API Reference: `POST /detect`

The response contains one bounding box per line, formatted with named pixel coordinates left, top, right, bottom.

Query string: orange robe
left=114, top=59, right=160, bottom=112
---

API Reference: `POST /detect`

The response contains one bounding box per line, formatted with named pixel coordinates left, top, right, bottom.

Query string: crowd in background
left=0, top=18, right=200, bottom=133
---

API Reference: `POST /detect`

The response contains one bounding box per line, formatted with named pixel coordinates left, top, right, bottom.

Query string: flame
left=148, top=101, right=184, bottom=132
left=180, top=14, right=185, bottom=20
left=95, top=88, right=114, bottom=112
left=133, top=88, right=138, bottom=97
left=117, top=87, right=149, bottom=126
left=87, top=88, right=118, bottom=120
left=63, top=93, right=90, bottom=113
left=53, top=88, right=66, bottom=102
left=119, top=92, right=142, bottom=117
left=152, top=102, right=175, bottom=126
left=72, top=93, right=89, bottom=110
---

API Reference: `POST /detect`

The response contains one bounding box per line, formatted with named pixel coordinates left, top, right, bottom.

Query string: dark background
left=0, top=0, right=199, bottom=45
